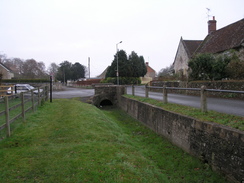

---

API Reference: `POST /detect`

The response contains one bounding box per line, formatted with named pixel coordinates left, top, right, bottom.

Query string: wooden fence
left=130, top=85, right=244, bottom=113
left=0, top=85, right=15, bottom=97
left=0, top=86, right=49, bottom=137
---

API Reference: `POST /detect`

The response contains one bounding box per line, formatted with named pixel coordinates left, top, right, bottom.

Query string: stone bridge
left=92, top=85, right=125, bottom=107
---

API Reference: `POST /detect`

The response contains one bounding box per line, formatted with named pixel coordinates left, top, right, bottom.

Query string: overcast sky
left=0, top=0, right=243, bottom=77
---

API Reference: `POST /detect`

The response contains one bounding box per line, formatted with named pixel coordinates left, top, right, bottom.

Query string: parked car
left=7, top=84, right=43, bottom=95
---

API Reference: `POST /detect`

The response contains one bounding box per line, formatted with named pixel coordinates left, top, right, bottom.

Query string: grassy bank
left=125, top=95, right=244, bottom=131
left=0, top=99, right=228, bottom=182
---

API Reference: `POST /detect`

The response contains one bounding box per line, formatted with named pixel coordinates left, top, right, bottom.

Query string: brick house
left=141, top=62, right=156, bottom=84
left=173, top=17, right=244, bottom=77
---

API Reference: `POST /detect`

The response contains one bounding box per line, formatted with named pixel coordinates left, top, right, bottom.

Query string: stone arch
left=100, top=99, right=113, bottom=107
left=93, top=94, right=115, bottom=108
left=92, top=85, right=126, bottom=108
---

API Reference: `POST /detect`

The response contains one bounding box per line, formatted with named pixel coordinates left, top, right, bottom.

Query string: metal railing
left=130, top=85, right=244, bottom=113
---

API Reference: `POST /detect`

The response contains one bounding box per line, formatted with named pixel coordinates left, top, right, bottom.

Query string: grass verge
left=0, top=99, right=228, bottom=182
left=124, top=94, right=244, bottom=131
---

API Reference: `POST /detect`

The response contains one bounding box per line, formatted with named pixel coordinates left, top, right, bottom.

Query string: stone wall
left=118, top=96, right=244, bottom=183
left=93, top=85, right=125, bottom=107
left=173, top=39, right=189, bottom=77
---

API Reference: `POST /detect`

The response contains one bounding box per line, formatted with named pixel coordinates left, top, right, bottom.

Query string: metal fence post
left=4, top=96, right=11, bottom=137
left=45, top=86, right=49, bottom=101
left=163, top=85, right=168, bottom=104
left=145, top=84, right=149, bottom=98
left=201, top=85, right=207, bottom=113
left=132, top=85, right=135, bottom=96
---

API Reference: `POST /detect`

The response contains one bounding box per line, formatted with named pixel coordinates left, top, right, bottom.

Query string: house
left=141, top=62, right=156, bottom=84
left=196, top=18, right=244, bottom=56
left=173, top=38, right=202, bottom=77
left=0, top=62, right=14, bottom=79
left=97, top=66, right=109, bottom=79
left=173, top=17, right=244, bottom=77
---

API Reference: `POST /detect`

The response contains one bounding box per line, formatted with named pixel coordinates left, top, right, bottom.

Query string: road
left=51, top=86, right=94, bottom=99
left=126, top=86, right=244, bottom=117
left=51, top=86, right=244, bottom=117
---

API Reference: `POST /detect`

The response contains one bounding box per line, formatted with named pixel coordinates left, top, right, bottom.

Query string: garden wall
left=119, top=96, right=244, bottom=183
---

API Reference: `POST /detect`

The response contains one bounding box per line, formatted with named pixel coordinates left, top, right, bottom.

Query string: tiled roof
left=146, top=65, right=155, bottom=73
left=196, top=18, right=244, bottom=54
left=182, top=40, right=203, bottom=57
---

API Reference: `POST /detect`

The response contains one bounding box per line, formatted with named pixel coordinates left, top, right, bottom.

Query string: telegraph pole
left=88, top=57, right=90, bottom=79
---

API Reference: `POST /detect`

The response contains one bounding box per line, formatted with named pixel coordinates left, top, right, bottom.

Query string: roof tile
left=196, top=18, right=244, bottom=54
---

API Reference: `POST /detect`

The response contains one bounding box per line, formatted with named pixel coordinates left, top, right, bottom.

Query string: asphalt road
left=51, top=86, right=244, bottom=117
left=51, top=86, right=94, bottom=99
left=126, top=86, right=244, bottom=117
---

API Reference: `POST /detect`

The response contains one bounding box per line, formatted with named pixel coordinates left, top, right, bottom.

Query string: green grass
left=125, top=94, right=244, bottom=131
left=0, top=99, right=228, bottom=182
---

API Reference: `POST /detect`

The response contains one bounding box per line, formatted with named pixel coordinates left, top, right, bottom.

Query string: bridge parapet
left=93, top=85, right=125, bottom=107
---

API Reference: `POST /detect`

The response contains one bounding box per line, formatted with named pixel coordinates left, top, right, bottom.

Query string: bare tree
left=0, top=54, right=7, bottom=63
left=22, top=59, right=47, bottom=78
left=158, top=64, right=174, bottom=77
left=47, top=62, right=59, bottom=76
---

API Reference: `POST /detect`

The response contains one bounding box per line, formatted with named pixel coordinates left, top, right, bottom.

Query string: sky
left=0, top=0, right=243, bottom=77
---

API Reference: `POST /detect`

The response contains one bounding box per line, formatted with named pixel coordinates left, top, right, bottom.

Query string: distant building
left=96, top=66, right=109, bottom=79
left=173, top=17, right=244, bottom=77
left=141, top=62, right=156, bottom=84
left=0, top=62, right=14, bottom=79
left=173, top=38, right=202, bottom=77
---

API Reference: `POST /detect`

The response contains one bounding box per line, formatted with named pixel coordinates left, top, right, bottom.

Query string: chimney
left=208, top=16, right=217, bottom=34
left=146, top=62, right=149, bottom=66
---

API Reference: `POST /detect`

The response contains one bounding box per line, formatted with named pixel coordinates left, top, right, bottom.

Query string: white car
left=7, top=84, right=42, bottom=95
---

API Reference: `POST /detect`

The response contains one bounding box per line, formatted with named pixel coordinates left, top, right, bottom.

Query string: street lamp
left=116, top=41, right=122, bottom=85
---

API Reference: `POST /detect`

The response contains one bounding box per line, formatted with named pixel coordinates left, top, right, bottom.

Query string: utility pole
left=116, top=41, right=122, bottom=85
left=88, top=57, right=90, bottom=79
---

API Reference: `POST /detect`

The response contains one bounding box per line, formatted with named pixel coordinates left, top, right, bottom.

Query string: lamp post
left=116, top=41, right=122, bottom=85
